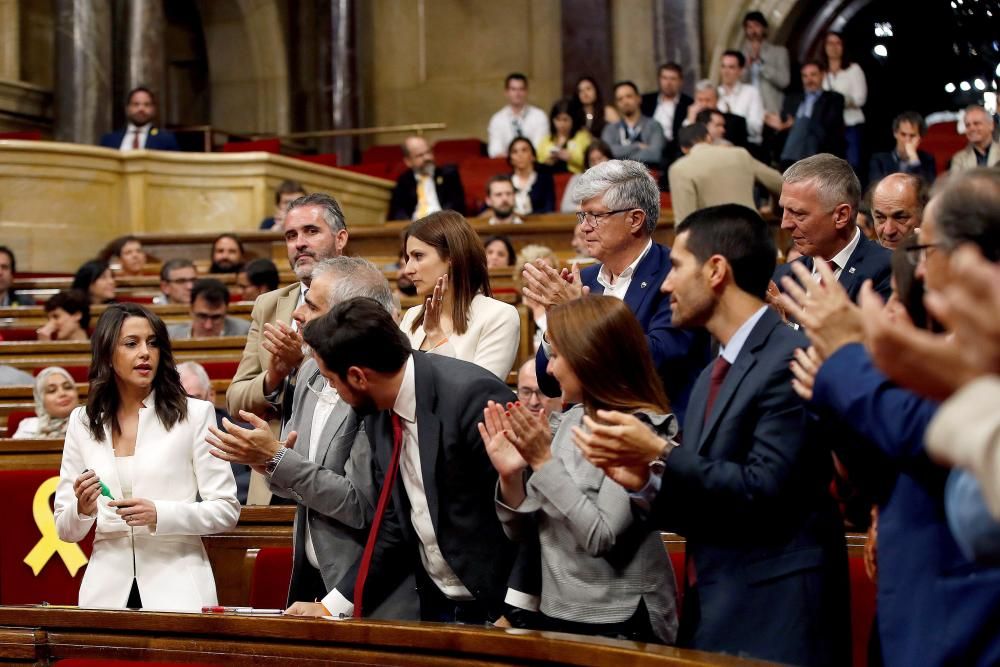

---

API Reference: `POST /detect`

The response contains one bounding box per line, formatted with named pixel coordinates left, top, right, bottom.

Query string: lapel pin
left=849, top=267, right=856, bottom=274
left=641, top=281, right=648, bottom=288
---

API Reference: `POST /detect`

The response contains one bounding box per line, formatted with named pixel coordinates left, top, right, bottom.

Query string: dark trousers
left=416, top=569, right=490, bottom=625
left=287, top=560, right=327, bottom=607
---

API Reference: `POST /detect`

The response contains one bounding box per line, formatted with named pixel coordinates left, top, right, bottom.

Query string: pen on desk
left=201, top=606, right=284, bottom=615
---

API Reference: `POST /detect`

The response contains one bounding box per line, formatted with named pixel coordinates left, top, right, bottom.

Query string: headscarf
left=34, top=367, right=76, bottom=438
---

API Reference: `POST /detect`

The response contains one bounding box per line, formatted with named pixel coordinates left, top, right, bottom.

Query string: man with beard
left=388, top=136, right=466, bottom=220
left=227, top=193, right=349, bottom=424
left=209, top=233, right=245, bottom=273
left=99, top=87, right=180, bottom=151
left=483, top=175, right=523, bottom=225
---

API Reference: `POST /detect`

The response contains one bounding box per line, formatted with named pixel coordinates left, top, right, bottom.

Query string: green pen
left=83, top=469, right=115, bottom=500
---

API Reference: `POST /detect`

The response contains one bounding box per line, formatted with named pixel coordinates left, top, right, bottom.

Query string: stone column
left=653, top=0, right=702, bottom=96
left=54, top=0, right=112, bottom=144
left=123, top=0, right=165, bottom=103
left=330, top=0, right=359, bottom=165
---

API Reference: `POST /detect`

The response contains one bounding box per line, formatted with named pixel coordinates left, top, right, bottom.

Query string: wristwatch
left=264, top=446, right=287, bottom=476
left=648, top=439, right=677, bottom=475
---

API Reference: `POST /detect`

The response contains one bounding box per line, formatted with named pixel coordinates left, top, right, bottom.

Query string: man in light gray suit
left=207, top=256, right=413, bottom=615
left=740, top=11, right=789, bottom=115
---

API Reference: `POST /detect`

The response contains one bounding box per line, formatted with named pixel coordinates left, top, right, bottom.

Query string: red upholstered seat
left=553, top=172, right=573, bottom=211
left=339, top=162, right=406, bottom=182
left=200, top=361, right=239, bottom=380
left=659, top=191, right=672, bottom=210
left=922, top=122, right=966, bottom=175
left=33, top=366, right=89, bottom=383
left=222, top=139, right=282, bottom=154
left=433, top=138, right=484, bottom=165
left=458, top=157, right=511, bottom=214
left=0, top=327, right=39, bottom=341
left=849, top=553, right=877, bottom=667
left=0, top=130, right=43, bottom=140
left=362, top=143, right=403, bottom=165
left=668, top=549, right=684, bottom=614
left=295, top=153, right=339, bottom=168
left=249, top=546, right=293, bottom=609
left=5, top=411, right=37, bottom=438
left=115, top=294, right=155, bottom=304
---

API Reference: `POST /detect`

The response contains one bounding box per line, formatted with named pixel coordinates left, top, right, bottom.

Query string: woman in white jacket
left=54, top=303, right=239, bottom=611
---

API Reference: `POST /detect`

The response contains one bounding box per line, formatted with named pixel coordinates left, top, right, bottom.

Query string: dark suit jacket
left=334, top=352, right=523, bottom=618
left=813, top=344, right=1000, bottom=666
left=868, top=149, right=937, bottom=185
left=654, top=309, right=849, bottom=666
left=640, top=92, right=693, bottom=144
left=778, top=90, right=845, bottom=159
left=388, top=165, right=467, bottom=220
left=536, top=242, right=710, bottom=428
left=514, top=166, right=556, bottom=215
left=773, top=234, right=893, bottom=302
left=99, top=126, right=180, bottom=151
left=721, top=112, right=749, bottom=150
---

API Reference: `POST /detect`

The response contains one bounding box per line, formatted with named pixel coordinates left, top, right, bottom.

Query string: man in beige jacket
left=668, top=123, right=783, bottom=223
left=949, top=105, right=1000, bottom=172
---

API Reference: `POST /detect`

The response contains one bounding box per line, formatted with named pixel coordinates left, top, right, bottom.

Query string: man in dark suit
left=388, top=136, right=466, bottom=220
left=575, top=204, right=849, bottom=666
left=99, top=87, right=179, bottom=151
left=868, top=110, right=937, bottom=185
left=765, top=61, right=845, bottom=169
left=641, top=62, right=693, bottom=168
left=773, top=153, right=892, bottom=301
left=296, top=297, right=529, bottom=622
left=522, top=159, right=709, bottom=427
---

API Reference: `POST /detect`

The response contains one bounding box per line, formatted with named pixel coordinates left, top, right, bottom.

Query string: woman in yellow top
left=537, top=98, right=592, bottom=175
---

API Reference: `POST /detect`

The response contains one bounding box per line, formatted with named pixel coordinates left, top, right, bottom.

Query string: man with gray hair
left=521, top=159, right=709, bottom=426
left=773, top=153, right=892, bottom=301
left=210, top=256, right=417, bottom=618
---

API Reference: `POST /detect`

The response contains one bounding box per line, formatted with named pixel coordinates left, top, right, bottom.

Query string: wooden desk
left=0, top=336, right=247, bottom=370
left=0, top=606, right=772, bottom=666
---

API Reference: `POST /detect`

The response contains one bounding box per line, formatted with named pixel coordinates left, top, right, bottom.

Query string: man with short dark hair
left=869, top=111, right=938, bottom=184
left=693, top=108, right=729, bottom=145
left=487, top=73, right=548, bottom=158
left=641, top=63, right=693, bottom=148
left=155, top=258, right=197, bottom=305
left=685, top=80, right=749, bottom=148
left=601, top=81, right=666, bottom=167
left=294, top=297, right=526, bottom=622
left=773, top=153, right=892, bottom=301
left=260, top=180, right=308, bottom=231
left=871, top=172, right=928, bottom=249
left=482, top=175, right=522, bottom=225
left=765, top=61, right=845, bottom=168
left=740, top=11, right=790, bottom=114
left=210, top=233, right=244, bottom=273
left=574, top=203, right=849, bottom=666
left=388, top=136, right=466, bottom=220
left=522, top=159, right=709, bottom=425
left=236, top=258, right=280, bottom=301
left=99, top=87, right=179, bottom=151
left=718, top=50, right=765, bottom=146
left=0, top=246, right=35, bottom=307
left=950, top=105, right=1000, bottom=171
left=668, top=124, right=782, bottom=222
left=168, top=278, right=250, bottom=339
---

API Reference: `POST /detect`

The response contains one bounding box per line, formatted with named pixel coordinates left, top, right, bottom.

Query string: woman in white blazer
left=54, top=303, right=239, bottom=611
left=400, top=210, right=520, bottom=379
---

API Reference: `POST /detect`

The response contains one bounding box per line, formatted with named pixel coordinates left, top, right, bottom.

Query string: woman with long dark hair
left=537, top=98, right=592, bottom=174
left=53, top=303, right=239, bottom=611
left=480, top=295, right=678, bottom=644
left=820, top=31, right=868, bottom=172
left=401, top=210, right=520, bottom=379
left=574, top=76, right=619, bottom=139
left=508, top=136, right=556, bottom=215
left=72, top=259, right=117, bottom=305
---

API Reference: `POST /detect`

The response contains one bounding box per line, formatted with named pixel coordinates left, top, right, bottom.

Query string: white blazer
left=400, top=293, right=520, bottom=379
left=54, top=395, right=240, bottom=611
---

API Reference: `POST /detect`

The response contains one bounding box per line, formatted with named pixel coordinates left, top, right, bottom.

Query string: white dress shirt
left=596, top=239, right=653, bottom=300
left=823, top=64, right=868, bottom=127
left=720, top=305, right=769, bottom=364
left=810, top=227, right=861, bottom=283
left=487, top=105, right=548, bottom=158
left=118, top=123, right=151, bottom=150
left=718, top=83, right=765, bottom=144
left=394, top=356, right=474, bottom=599
left=303, top=383, right=341, bottom=569
left=653, top=96, right=679, bottom=141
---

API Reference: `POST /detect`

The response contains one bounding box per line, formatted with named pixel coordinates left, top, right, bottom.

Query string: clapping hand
left=779, top=260, right=864, bottom=360
left=478, top=401, right=528, bottom=479
left=422, top=275, right=448, bottom=349
left=573, top=410, right=667, bottom=490
left=504, top=402, right=553, bottom=470
left=208, top=410, right=292, bottom=467
left=521, top=259, right=587, bottom=310
left=263, top=321, right=304, bottom=393
left=789, top=346, right=823, bottom=401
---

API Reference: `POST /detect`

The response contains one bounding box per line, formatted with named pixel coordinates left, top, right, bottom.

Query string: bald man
left=871, top=172, right=927, bottom=249
left=388, top=136, right=466, bottom=220
left=516, top=359, right=561, bottom=419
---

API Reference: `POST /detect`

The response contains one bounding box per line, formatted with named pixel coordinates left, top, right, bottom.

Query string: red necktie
left=353, top=413, right=404, bottom=618
left=703, top=356, right=732, bottom=425
left=132, top=129, right=140, bottom=149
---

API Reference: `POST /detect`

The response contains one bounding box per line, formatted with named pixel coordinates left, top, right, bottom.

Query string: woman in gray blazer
left=480, top=295, right=678, bottom=643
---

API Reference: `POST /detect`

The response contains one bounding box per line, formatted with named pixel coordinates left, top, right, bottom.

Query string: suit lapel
left=317, top=399, right=352, bottom=466
left=838, top=236, right=867, bottom=297
left=622, top=244, right=663, bottom=316
left=275, top=284, right=300, bottom=327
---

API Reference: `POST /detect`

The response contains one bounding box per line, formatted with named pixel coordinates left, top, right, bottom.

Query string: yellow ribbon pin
left=23, top=477, right=88, bottom=577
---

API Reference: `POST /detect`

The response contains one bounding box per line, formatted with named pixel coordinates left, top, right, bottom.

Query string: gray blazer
left=600, top=116, right=666, bottom=166
left=497, top=405, right=679, bottom=643
left=267, top=357, right=377, bottom=605
left=741, top=40, right=790, bottom=114
left=167, top=316, right=250, bottom=339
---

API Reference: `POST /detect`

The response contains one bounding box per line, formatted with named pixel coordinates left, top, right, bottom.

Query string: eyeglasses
left=575, top=208, right=632, bottom=228
left=192, top=312, right=225, bottom=323
left=517, top=387, right=545, bottom=401
left=166, top=277, right=196, bottom=285
left=904, top=243, right=942, bottom=267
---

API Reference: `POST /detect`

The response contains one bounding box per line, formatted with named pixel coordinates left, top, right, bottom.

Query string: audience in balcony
left=0, top=246, right=36, bottom=307
left=37, top=289, right=90, bottom=341
left=101, top=236, right=147, bottom=277
left=389, top=136, right=467, bottom=220
left=573, top=76, right=618, bottom=140
left=12, top=366, right=78, bottom=439
left=259, top=180, right=308, bottom=231
left=99, top=87, right=179, bottom=152
left=601, top=81, right=665, bottom=168
left=819, top=31, right=868, bottom=173
left=508, top=137, right=556, bottom=216
left=739, top=11, right=790, bottom=115
left=950, top=104, right=1000, bottom=171
left=869, top=111, right=938, bottom=185
left=537, top=98, right=592, bottom=175
left=487, top=73, right=548, bottom=158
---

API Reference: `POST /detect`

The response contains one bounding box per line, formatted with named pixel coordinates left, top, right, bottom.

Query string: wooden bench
left=0, top=336, right=247, bottom=370
left=0, top=303, right=254, bottom=328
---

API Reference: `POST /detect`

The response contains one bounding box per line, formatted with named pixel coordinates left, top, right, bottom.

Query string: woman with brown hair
left=479, top=295, right=678, bottom=644
left=400, top=210, right=520, bottom=379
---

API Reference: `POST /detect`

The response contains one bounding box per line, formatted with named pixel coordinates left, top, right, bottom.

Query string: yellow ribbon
left=23, top=476, right=88, bottom=577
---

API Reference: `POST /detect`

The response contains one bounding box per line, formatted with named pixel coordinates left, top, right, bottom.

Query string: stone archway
left=703, top=0, right=803, bottom=81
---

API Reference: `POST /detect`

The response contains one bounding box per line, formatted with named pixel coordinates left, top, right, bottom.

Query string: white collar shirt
left=596, top=239, right=653, bottom=300
left=119, top=123, right=151, bottom=151
left=653, top=95, right=679, bottom=141
left=718, top=82, right=764, bottom=144
left=719, top=305, right=769, bottom=364
left=303, top=381, right=341, bottom=568
left=811, top=227, right=861, bottom=283
left=393, top=356, right=473, bottom=600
